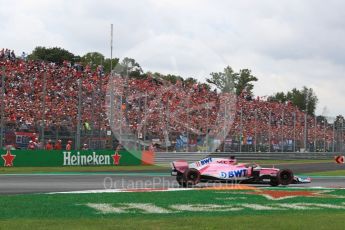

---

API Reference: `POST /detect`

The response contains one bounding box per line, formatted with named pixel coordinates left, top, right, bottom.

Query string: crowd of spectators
left=114, top=77, right=340, bottom=152
left=0, top=49, right=109, bottom=138
left=0, top=49, right=343, bottom=151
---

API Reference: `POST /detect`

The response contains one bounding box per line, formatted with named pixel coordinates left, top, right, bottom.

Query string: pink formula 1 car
left=171, top=156, right=311, bottom=187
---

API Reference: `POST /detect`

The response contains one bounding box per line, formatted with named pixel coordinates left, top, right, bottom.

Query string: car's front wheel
left=269, top=177, right=279, bottom=186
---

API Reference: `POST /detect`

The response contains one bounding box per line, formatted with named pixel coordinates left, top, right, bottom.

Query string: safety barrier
left=0, top=149, right=155, bottom=167
left=154, top=151, right=338, bottom=164
left=1, top=149, right=335, bottom=167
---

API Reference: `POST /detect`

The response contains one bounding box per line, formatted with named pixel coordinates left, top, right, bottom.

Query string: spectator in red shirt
left=66, top=140, right=72, bottom=151
left=27, top=140, right=35, bottom=150
left=45, top=139, right=53, bottom=150
left=54, top=140, right=62, bottom=150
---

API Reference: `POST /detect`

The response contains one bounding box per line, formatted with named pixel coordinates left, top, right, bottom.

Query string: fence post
left=186, top=96, right=190, bottom=153
left=205, top=103, right=209, bottom=152
left=110, top=24, right=114, bottom=150
left=109, top=71, right=115, bottom=150
left=143, top=93, right=147, bottom=150
left=304, top=113, right=307, bottom=152
left=240, top=108, right=243, bottom=152
left=41, top=71, right=47, bottom=146
left=223, top=100, right=228, bottom=152
left=314, top=116, right=317, bottom=152
left=254, top=109, right=257, bottom=152
left=340, top=119, right=344, bottom=151
left=76, top=78, right=82, bottom=150
left=268, top=110, right=271, bottom=152
left=332, top=121, right=335, bottom=152
left=323, top=118, right=326, bottom=152
left=281, top=111, right=284, bottom=152
left=0, top=67, right=5, bottom=149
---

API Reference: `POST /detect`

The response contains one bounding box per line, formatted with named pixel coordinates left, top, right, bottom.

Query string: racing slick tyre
left=276, top=169, right=294, bottom=185
left=182, top=168, right=201, bottom=187
left=269, top=177, right=279, bottom=186
left=176, top=173, right=185, bottom=187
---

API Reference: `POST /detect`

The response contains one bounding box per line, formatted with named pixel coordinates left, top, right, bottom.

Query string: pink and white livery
left=171, top=156, right=311, bottom=187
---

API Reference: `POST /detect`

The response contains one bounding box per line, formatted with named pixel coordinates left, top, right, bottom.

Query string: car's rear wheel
left=176, top=173, right=185, bottom=187
left=182, top=168, right=200, bottom=187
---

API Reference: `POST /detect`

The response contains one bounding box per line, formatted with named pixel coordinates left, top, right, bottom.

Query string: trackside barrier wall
left=154, top=152, right=340, bottom=164
left=0, top=150, right=146, bottom=167
left=141, top=151, right=155, bottom=165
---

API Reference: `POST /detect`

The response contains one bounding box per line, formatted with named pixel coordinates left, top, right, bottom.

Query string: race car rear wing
left=171, top=160, right=189, bottom=173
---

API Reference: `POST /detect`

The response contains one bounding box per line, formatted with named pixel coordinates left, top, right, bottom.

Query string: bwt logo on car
left=196, top=157, right=212, bottom=167
left=220, top=169, right=247, bottom=178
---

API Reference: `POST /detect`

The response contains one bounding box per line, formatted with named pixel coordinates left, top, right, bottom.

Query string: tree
left=28, top=46, right=75, bottom=64
left=206, top=66, right=258, bottom=95
left=269, top=86, right=318, bottom=115
left=80, top=52, right=119, bottom=73
left=162, top=74, right=184, bottom=84
left=184, top=77, right=198, bottom=86
left=334, top=115, right=344, bottom=129
left=103, top=57, right=119, bottom=73
left=234, top=69, right=258, bottom=96
left=316, top=115, right=328, bottom=124
left=287, top=87, right=318, bottom=115
left=200, top=83, right=211, bottom=91
left=114, top=57, right=143, bottom=78
left=81, top=52, right=105, bottom=70
left=267, top=92, right=287, bottom=103
left=206, top=66, right=237, bottom=93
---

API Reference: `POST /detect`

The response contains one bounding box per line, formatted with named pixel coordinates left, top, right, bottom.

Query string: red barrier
left=335, top=155, right=344, bottom=164
left=142, top=151, right=155, bottom=165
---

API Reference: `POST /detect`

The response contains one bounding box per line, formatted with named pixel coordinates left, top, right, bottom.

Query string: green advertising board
left=0, top=149, right=142, bottom=167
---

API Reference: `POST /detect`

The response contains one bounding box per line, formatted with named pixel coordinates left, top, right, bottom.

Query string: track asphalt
left=0, top=162, right=344, bottom=194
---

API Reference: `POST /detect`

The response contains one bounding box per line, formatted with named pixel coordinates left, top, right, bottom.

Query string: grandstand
left=0, top=48, right=344, bottom=152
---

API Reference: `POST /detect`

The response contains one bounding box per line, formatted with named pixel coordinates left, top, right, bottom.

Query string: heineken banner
left=0, top=149, right=148, bottom=167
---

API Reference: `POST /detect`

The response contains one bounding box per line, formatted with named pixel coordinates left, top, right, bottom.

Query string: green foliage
left=103, top=57, right=119, bottom=73
left=200, top=83, right=211, bottom=91
left=184, top=77, right=198, bottom=86
left=27, top=46, right=76, bottom=65
left=207, top=66, right=258, bottom=95
left=316, top=115, right=328, bottom=124
left=235, top=69, right=258, bottom=96
left=269, top=86, right=318, bottom=115
left=80, top=52, right=119, bottom=73
left=114, top=57, right=143, bottom=78
left=207, top=66, right=237, bottom=93
left=162, top=74, right=184, bottom=84
left=334, top=115, right=344, bottom=128
left=288, top=87, right=318, bottom=115
left=81, top=52, right=105, bottom=69
left=267, top=92, right=287, bottom=103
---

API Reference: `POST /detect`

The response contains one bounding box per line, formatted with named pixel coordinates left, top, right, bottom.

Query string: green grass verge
left=303, top=170, right=345, bottom=176
left=0, top=165, right=168, bottom=174
left=1, top=213, right=345, bottom=230
left=0, top=189, right=345, bottom=229
left=249, top=159, right=332, bottom=165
